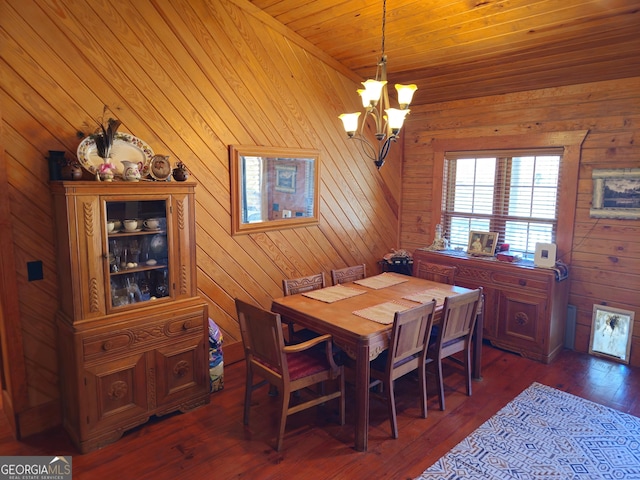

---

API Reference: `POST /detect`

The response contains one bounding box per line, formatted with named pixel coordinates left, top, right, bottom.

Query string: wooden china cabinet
left=51, top=181, right=209, bottom=453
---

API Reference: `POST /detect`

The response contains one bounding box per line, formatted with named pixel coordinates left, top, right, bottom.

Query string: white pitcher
left=121, top=161, right=141, bottom=182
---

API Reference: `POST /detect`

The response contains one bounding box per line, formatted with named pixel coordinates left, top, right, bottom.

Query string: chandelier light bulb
left=357, top=89, right=373, bottom=108
left=385, top=108, right=410, bottom=133
left=339, top=112, right=361, bottom=137
left=361, top=79, right=387, bottom=106
left=396, top=84, right=418, bottom=109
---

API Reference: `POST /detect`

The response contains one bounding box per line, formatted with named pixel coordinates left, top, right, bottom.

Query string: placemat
left=302, top=284, right=366, bottom=303
left=352, top=301, right=416, bottom=325
left=353, top=273, right=409, bottom=290
left=403, top=287, right=460, bottom=306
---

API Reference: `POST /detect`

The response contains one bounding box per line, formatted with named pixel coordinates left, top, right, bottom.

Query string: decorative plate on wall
left=77, top=132, right=154, bottom=177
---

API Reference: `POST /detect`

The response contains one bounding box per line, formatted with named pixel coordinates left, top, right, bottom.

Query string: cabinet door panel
left=498, top=290, right=546, bottom=350
left=84, top=352, right=148, bottom=432
left=170, top=193, right=197, bottom=299
left=75, top=195, right=107, bottom=318
left=154, top=337, right=207, bottom=407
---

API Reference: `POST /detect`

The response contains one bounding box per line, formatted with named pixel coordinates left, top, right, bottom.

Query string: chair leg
left=338, top=368, right=345, bottom=426
left=287, top=322, right=295, bottom=344
left=419, top=363, right=428, bottom=419
left=275, top=386, right=291, bottom=452
left=465, top=348, right=473, bottom=397
left=386, top=379, right=399, bottom=439
left=436, top=358, right=446, bottom=411
left=243, top=366, right=253, bottom=425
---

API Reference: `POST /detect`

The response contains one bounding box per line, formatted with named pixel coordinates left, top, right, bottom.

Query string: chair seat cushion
left=287, top=350, right=331, bottom=380
left=370, top=350, right=420, bottom=373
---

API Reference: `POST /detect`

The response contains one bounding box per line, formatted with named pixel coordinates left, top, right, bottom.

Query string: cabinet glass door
left=105, top=199, right=169, bottom=309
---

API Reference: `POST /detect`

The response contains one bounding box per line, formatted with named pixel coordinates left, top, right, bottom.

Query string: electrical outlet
left=27, top=260, right=44, bottom=281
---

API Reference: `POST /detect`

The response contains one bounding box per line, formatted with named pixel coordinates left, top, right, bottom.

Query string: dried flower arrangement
left=91, top=106, right=121, bottom=160
left=90, top=106, right=121, bottom=181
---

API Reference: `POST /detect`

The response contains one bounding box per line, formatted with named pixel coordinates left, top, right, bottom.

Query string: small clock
left=150, top=155, right=171, bottom=181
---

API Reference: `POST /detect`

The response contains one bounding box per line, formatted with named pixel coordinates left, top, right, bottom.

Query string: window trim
left=431, top=131, right=588, bottom=264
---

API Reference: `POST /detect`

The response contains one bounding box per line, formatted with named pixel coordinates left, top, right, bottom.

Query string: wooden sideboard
left=413, top=249, right=569, bottom=363
left=51, top=181, right=209, bottom=453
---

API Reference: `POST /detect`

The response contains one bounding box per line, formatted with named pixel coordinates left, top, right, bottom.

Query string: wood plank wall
left=0, top=0, right=403, bottom=434
left=400, top=77, right=640, bottom=367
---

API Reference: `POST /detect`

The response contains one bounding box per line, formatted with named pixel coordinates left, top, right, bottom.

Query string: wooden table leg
left=354, top=341, right=370, bottom=451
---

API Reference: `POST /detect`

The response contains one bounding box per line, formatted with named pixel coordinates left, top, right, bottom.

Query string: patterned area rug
left=416, top=382, right=640, bottom=479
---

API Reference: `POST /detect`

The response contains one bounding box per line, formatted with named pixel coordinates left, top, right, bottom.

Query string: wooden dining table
left=271, top=272, right=483, bottom=452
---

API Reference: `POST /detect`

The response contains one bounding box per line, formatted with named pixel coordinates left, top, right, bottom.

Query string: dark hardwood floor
left=1, top=344, right=639, bottom=479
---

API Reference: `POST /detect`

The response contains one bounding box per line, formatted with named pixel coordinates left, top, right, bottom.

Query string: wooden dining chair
left=283, top=272, right=326, bottom=296
left=235, top=299, right=345, bottom=452
left=369, top=301, right=437, bottom=438
left=331, top=264, right=366, bottom=285
left=427, top=288, right=482, bottom=411
left=282, top=273, right=326, bottom=342
left=413, top=259, right=457, bottom=285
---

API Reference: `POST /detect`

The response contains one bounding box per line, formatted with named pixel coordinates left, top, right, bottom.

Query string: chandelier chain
left=381, top=0, right=386, bottom=58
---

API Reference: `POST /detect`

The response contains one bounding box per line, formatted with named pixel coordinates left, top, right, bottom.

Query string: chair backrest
left=331, top=264, right=366, bottom=285
left=387, top=301, right=437, bottom=378
left=235, top=298, right=287, bottom=376
left=414, top=260, right=456, bottom=285
left=436, top=288, right=482, bottom=357
left=283, top=273, right=326, bottom=296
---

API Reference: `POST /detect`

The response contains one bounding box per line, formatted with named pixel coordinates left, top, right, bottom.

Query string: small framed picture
left=589, top=304, right=634, bottom=364
left=275, top=165, right=297, bottom=193
left=467, top=231, right=498, bottom=256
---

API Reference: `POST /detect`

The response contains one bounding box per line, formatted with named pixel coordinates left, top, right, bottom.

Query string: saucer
left=108, top=229, right=121, bottom=234
left=144, top=226, right=162, bottom=231
left=123, top=228, right=142, bottom=233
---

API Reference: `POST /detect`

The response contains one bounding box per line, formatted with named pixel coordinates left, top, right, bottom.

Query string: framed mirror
left=230, top=145, right=320, bottom=235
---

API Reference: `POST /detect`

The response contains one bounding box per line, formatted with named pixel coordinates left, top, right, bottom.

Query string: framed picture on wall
left=467, top=231, right=498, bottom=256
left=589, top=304, right=634, bottom=364
left=275, top=165, right=297, bottom=193
left=590, top=168, right=640, bottom=219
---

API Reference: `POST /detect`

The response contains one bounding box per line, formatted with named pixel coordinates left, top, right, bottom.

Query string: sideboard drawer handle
left=519, top=279, right=527, bottom=286
left=182, top=321, right=191, bottom=330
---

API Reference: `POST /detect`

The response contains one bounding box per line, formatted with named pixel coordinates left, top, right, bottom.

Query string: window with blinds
left=442, top=148, right=564, bottom=259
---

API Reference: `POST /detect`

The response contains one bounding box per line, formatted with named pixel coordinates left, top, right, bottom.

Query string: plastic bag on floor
left=208, top=318, right=224, bottom=392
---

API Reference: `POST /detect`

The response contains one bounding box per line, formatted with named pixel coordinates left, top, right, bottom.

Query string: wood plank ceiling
left=248, top=0, right=640, bottom=105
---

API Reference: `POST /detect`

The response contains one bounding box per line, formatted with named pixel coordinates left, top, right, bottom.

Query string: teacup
left=143, top=218, right=160, bottom=230
left=107, top=220, right=115, bottom=233
left=123, top=219, right=138, bottom=232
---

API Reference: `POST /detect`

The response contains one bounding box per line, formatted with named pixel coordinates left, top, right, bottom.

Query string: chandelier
left=339, top=0, right=417, bottom=169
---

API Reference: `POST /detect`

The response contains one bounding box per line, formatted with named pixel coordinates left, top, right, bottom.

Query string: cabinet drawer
left=83, top=312, right=204, bottom=361
left=164, top=315, right=203, bottom=337
left=490, top=272, right=548, bottom=291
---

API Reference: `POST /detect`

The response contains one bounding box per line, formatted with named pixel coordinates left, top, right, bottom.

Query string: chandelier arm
left=361, top=107, right=384, bottom=139
left=378, top=135, right=396, bottom=164
left=350, top=135, right=379, bottom=163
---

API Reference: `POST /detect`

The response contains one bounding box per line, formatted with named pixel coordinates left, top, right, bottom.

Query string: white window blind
left=442, top=148, right=564, bottom=259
